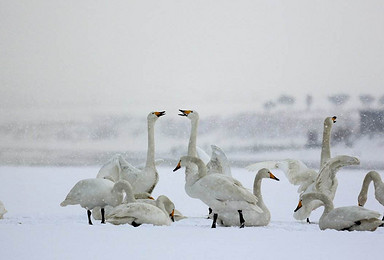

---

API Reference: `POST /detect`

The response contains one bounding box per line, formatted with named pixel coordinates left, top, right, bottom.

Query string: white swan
left=320, top=116, right=337, bottom=168
left=96, top=111, right=165, bottom=194
left=179, top=109, right=232, bottom=177
left=293, top=155, right=360, bottom=221
left=106, top=181, right=175, bottom=226
left=246, top=116, right=337, bottom=194
left=218, top=168, right=280, bottom=227
left=295, top=193, right=383, bottom=231
left=0, top=200, right=7, bottom=219
left=358, top=171, right=384, bottom=220
left=60, top=178, right=132, bottom=225
left=173, top=156, right=262, bottom=228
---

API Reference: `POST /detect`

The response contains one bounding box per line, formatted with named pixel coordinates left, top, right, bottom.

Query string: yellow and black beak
left=170, top=209, right=175, bottom=222
left=179, top=109, right=192, bottom=116
left=294, top=200, right=303, bottom=212
left=154, top=111, right=166, bottom=117
left=358, top=203, right=363, bottom=207
left=269, top=172, right=280, bottom=181
left=148, top=196, right=155, bottom=200
left=173, top=160, right=181, bottom=172
left=332, top=116, right=337, bottom=123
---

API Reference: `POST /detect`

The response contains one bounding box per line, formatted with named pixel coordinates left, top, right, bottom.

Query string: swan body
left=295, top=193, right=382, bottom=231
left=173, top=156, right=262, bottom=228
left=179, top=109, right=232, bottom=177
left=218, top=168, right=280, bottom=227
left=358, top=171, right=384, bottom=218
left=96, top=111, right=165, bottom=194
left=60, top=179, right=132, bottom=224
left=293, top=155, right=360, bottom=220
left=105, top=182, right=175, bottom=226
left=0, top=200, right=7, bottom=219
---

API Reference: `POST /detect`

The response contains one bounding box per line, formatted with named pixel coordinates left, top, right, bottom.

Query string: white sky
left=1, top=0, right=384, bottom=119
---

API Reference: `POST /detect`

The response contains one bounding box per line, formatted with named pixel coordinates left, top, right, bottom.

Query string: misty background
left=1, top=1, right=383, bottom=168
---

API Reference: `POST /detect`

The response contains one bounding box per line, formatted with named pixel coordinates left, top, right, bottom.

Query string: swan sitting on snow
left=0, top=200, right=7, bottom=219
left=217, top=168, right=280, bottom=227
left=358, top=171, right=384, bottom=220
left=60, top=178, right=132, bottom=225
left=173, top=156, right=262, bottom=228
left=295, top=193, right=383, bottom=231
left=96, top=111, right=165, bottom=195
left=106, top=181, right=175, bottom=226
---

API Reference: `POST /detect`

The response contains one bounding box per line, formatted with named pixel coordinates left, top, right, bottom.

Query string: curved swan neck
left=361, top=171, right=382, bottom=196
left=145, top=119, right=156, bottom=168
left=307, top=193, right=333, bottom=215
left=188, top=118, right=199, bottom=157
left=114, top=180, right=135, bottom=203
left=320, top=118, right=333, bottom=168
left=253, top=174, right=263, bottom=199
left=184, top=156, right=207, bottom=178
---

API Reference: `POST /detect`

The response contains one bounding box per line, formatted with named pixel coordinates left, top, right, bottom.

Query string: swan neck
left=114, top=181, right=135, bottom=203
left=188, top=119, right=199, bottom=157
left=320, top=121, right=332, bottom=168
left=253, top=175, right=266, bottom=209
left=145, top=120, right=156, bottom=168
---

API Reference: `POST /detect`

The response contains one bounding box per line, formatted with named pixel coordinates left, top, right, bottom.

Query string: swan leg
left=306, top=218, right=311, bottom=224
left=238, top=210, right=245, bottom=228
left=101, top=208, right=105, bottom=224
left=211, top=213, right=218, bottom=228
left=207, top=208, right=212, bottom=219
left=87, top=210, right=93, bottom=225
left=131, top=221, right=141, bottom=227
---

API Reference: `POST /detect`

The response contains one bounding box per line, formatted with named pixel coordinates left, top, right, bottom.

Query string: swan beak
left=173, top=161, right=181, bottom=172
left=148, top=196, right=155, bottom=200
left=179, top=109, right=191, bottom=116
left=294, top=200, right=303, bottom=212
left=358, top=203, right=363, bottom=207
left=269, top=172, right=279, bottom=181
left=332, top=116, right=337, bottom=123
left=154, top=111, right=166, bottom=117
left=170, top=209, right=175, bottom=222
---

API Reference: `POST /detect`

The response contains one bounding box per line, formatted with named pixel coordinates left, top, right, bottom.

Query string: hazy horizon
left=1, top=1, right=384, bottom=120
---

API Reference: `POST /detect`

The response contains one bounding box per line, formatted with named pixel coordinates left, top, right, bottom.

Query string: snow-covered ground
left=1, top=165, right=383, bottom=260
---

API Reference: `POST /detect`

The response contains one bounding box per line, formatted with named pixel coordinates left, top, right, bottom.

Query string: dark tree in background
left=328, top=94, right=350, bottom=107
left=306, top=95, right=313, bottom=111
left=278, top=95, right=296, bottom=107
left=359, top=94, right=375, bottom=108
left=263, top=100, right=276, bottom=111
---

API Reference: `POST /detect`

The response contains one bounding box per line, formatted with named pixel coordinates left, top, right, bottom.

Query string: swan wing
left=315, top=155, right=360, bottom=196
left=247, top=159, right=317, bottom=188
left=206, top=145, right=232, bottom=176
left=96, top=154, right=122, bottom=182
left=196, top=146, right=211, bottom=165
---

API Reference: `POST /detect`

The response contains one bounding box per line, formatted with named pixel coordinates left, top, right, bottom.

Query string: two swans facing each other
left=173, top=156, right=262, bottom=228
left=217, top=168, right=280, bottom=227
left=60, top=178, right=132, bottom=225
left=295, top=192, right=383, bottom=231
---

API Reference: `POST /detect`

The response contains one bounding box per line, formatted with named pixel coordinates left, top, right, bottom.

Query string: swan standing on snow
left=218, top=168, right=280, bottom=227
left=106, top=181, right=175, bottom=226
left=173, top=156, right=262, bottom=228
left=358, top=171, right=384, bottom=220
left=0, top=200, right=7, bottom=219
left=60, top=179, right=132, bottom=225
left=179, top=109, right=232, bottom=177
left=97, top=111, right=165, bottom=194
left=295, top=193, right=383, bottom=231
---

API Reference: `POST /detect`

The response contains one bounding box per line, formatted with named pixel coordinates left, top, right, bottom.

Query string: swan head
left=178, top=109, right=199, bottom=120
left=148, top=111, right=166, bottom=121
left=324, top=116, right=337, bottom=128
left=173, top=156, right=201, bottom=172
left=156, top=195, right=176, bottom=222
left=258, top=168, right=280, bottom=181
left=358, top=193, right=367, bottom=207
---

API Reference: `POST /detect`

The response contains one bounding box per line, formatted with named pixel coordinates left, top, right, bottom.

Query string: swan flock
left=56, top=110, right=383, bottom=232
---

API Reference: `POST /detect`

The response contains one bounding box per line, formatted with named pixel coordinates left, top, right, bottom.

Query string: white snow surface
left=1, top=166, right=384, bottom=260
